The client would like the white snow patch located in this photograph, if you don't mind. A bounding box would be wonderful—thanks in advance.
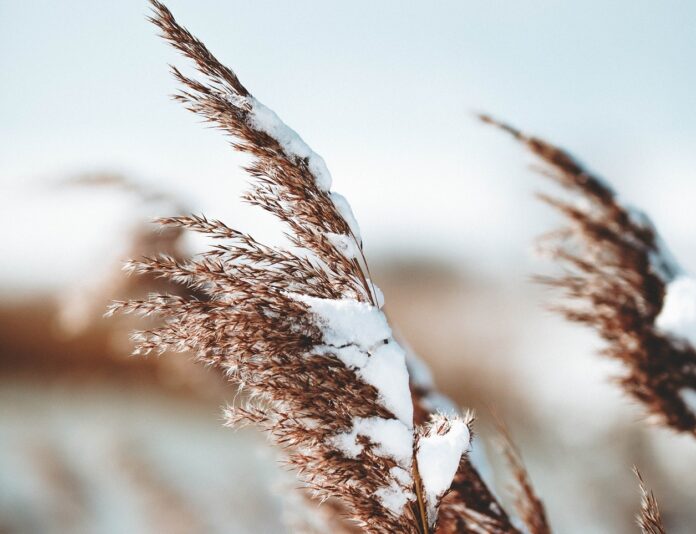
[325,232,360,260]
[373,284,385,308]
[334,420,415,516]
[404,349,435,390]
[292,295,413,424]
[375,479,414,516]
[403,348,458,415]
[361,341,413,425]
[416,418,470,524]
[679,388,696,416]
[290,293,413,428]
[626,206,680,281]
[656,276,696,347]
[333,417,413,466]
[390,466,412,486]
[626,205,653,231]
[330,192,361,241]
[247,97,332,191]
[292,295,391,350]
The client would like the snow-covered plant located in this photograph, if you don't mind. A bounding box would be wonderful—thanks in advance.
[481,115,696,437]
[110,2,538,532]
[408,354,530,534]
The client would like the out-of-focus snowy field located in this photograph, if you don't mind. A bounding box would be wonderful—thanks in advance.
[2,261,696,533]
[0,383,285,534]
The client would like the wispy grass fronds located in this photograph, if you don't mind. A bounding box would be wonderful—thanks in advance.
[481,114,696,437]
[634,468,666,534]
[110,2,480,532]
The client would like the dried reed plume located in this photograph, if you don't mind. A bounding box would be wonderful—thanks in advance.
[634,468,666,534]
[481,115,696,437]
[109,2,509,532]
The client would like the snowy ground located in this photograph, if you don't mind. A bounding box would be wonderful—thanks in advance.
[2,262,696,533]
[0,382,286,534]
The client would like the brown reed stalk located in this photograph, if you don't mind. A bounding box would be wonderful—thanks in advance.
[481,114,696,437]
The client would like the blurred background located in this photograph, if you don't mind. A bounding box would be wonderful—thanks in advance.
[2,1,696,532]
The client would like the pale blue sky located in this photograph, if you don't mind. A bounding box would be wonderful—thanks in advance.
[2,0,696,290]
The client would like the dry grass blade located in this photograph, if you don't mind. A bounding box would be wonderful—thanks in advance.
[634,468,666,534]
[481,114,696,437]
[492,415,550,534]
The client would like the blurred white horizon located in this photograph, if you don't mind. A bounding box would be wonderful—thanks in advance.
[2,0,696,293]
